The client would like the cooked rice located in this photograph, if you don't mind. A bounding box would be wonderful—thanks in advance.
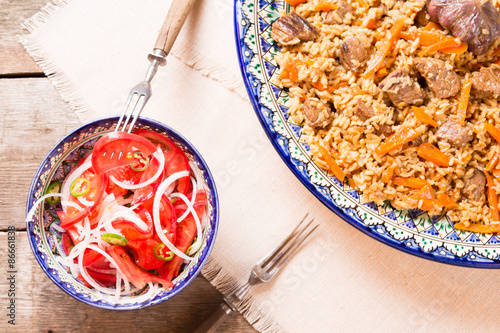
[273,0,500,224]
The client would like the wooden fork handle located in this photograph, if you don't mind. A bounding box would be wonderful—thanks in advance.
[153,0,197,56]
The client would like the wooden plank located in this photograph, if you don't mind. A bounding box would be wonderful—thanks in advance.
[0,77,81,230]
[0,0,48,75]
[0,232,255,332]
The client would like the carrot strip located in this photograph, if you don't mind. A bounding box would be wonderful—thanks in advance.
[420,38,462,56]
[437,192,459,209]
[392,176,429,189]
[486,152,500,172]
[285,0,307,6]
[485,123,500,144]
[358,0,368,8]
[421,22,444,31]
[412,106,437,127]
[486,172,500,222]
[310,80,329,92]
[315,0,338,11]
[364,18,405,79]
[457,80,472,125]
[417,143,451,167]
[454,222,500,234]
[440,42,468,54]
[381,160,397,183]
[318,145,346,182]
[366,19,378,29]
[375,127,419,155]
[280,59,303,82]
[403,185,443,211]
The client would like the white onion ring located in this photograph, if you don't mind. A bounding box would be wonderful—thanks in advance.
[153,171,192,261]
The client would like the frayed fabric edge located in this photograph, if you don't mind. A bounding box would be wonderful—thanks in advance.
[201,256,285,333]
[19,0,102,123]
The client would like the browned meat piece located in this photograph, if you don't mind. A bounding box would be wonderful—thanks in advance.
[271,12,319,45]
[378,70,425,106]
[303,98,332,128]
[415,8,430,27]
[354,101,392,137]
[321,2,354,25]
[354,100,375,121]
[462,168,486,201]
[339,36,369,74]
[435,119,473,148]
[471,67,500,98]
[413,58,461,99]
[427,0,500,55]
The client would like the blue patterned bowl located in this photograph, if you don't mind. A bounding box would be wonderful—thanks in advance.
[26,116,219,309]
[234,0,500,267]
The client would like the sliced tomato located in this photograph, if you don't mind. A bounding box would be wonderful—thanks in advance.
[174,190,207,218]
[134,130,190,195]
[59,171,108,228]
[106,164,143,197]
[157,201,206,281]
[131,155,164,205]
[143,195,176,245]
[81,249,104,267]
[127,239,166,270]
[91,132,157,175]
[65,225,81,245]
[61,232,74,256]
[112,206,154,240]
[107,245,173,289]
[78,269,116,287]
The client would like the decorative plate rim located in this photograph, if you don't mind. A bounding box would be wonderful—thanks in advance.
[234,0,500,268]
[26,116,220,309]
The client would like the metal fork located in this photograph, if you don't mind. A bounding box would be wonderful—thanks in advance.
[193,215,319,333]
[113,0,197,135]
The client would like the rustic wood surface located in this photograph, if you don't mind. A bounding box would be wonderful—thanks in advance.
[0,1,255,332]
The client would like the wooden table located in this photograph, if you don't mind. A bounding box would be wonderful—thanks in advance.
[0,2,255,332]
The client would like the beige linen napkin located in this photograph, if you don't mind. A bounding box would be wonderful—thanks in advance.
[21,1,500,332]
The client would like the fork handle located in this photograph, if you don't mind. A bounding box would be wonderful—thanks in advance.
[192,302,233,333]
[153,0,197,56]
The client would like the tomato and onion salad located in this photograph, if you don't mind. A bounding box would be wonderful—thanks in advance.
[26,130,207,299]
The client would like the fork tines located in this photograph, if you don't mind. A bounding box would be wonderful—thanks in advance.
[259,214,319,277]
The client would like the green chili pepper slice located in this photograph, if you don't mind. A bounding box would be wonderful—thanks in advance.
[101,233,128,246]
[70,178,91,197]
[129,151,150,171]
[45,181,62,204]
[154,243,174,261]
[186,237,197,254]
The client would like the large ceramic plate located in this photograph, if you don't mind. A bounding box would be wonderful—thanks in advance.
[234,0,500,267]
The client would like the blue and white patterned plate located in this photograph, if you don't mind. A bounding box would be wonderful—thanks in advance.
[26,117,219,309]
[234,0,500,267]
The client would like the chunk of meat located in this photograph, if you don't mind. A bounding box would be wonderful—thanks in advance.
[471,67,500,99]
[413,58,461,99]
[303,98,332,128]
[339,36,369,74]
[271,12,319,45]
[354,101,392,137]
[435,119,473,148]
[462,168,486,201]
[415,8,430,27]
[321,1,354,25]
[354,100,375,121]
[378,70,425,106]
[427,0,500,55]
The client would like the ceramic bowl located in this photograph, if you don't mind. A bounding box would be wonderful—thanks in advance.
[235,0,500,267]
[26,116,219,309]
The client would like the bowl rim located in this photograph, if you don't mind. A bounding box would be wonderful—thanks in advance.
[26,115,220,309]
[233,0,500,269]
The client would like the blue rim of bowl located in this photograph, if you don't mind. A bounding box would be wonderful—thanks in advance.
[26,116,220,309]
[233,0,500,268]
